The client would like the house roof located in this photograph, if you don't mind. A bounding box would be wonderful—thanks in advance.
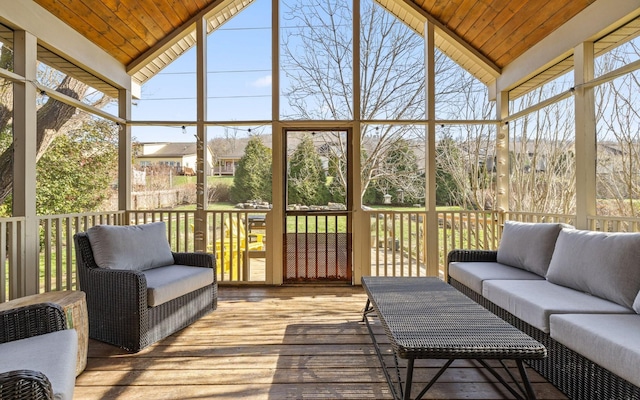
[137,142,198,158]
[26,0,640,100]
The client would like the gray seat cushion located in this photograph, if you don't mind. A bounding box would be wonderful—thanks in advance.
[550,313,640,387]
[482,280,633,333]
[143,265,214,307]
[449,261,544,294]
[0,329,77,400]
[546,228,640,309]
[86,222,175,271]
[496,221,568,276]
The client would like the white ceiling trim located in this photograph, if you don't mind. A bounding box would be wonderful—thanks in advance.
[0,0,130,90]
[497,0,640,94]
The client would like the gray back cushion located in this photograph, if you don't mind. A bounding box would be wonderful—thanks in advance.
[496,221,566,277]
[547,228,640,309]
[86,222,175,271]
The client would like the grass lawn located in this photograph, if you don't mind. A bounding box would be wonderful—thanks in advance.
[173,202,238,211]
[171,176,235,186]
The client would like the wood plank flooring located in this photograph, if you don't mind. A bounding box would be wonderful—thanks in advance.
[74,285,567,399]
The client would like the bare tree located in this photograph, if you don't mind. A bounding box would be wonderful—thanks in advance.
[281,0,470,201]
[508,80,577,215]
[595,42,640,217]
[434,68,495,210]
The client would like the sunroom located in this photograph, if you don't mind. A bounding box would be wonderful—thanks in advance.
[1,0,640,399]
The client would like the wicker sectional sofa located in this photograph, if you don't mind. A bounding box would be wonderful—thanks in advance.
[447,221,640,400]
[74,221,217,352]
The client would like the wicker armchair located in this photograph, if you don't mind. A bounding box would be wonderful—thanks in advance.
[0,303,68,400]
[74,230,217,352]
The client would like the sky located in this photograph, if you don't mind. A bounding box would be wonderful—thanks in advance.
[108,0,273,143]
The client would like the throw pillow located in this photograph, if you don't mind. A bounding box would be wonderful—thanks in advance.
[496,221,567,277]
[86,221,175,271]
[546,228,640,309]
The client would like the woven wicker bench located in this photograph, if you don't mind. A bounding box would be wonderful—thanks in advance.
[447,221,640,400]
[361,276,547,400]
[448,248,640,400]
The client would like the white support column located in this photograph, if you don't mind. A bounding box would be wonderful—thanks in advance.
[351,122,366,284]
[118,89,132,217]
[424,22,438,277]
[12,30,38,296]
[351,0,367,285]
[269,122,283,285]
[496,91,509,213]
[574,42,596,229]
[269,0,283,284]
[195,17,208,252]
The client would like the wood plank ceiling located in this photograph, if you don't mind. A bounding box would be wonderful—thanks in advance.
[31,0,598,94]
[33,0,218,67]
[418,0,596,69]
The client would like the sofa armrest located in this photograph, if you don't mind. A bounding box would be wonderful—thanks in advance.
[81,266,148,311]
[447,249,498,264]
[0,369,54,400]
[0,303,67,344]
[172,252,216,270]
[80,267,149,348]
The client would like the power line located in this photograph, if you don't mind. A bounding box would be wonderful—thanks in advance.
[136,94,272,101]
[158,69,271,75]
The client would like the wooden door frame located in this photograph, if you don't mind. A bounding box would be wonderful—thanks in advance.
[282,128,354,283]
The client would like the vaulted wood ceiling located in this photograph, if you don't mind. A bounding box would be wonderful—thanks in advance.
[33,0,219,66]
[29,0,605,93]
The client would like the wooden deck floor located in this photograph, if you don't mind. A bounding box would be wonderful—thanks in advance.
[74,285,567,399]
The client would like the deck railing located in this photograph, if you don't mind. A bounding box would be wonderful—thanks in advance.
[127,210,268,283]
[37,211,125,294]
[1,217,25,302]
[2,209,640,301]
[587,215,640,232]
[366,210,502,278]
[505,212,575,225]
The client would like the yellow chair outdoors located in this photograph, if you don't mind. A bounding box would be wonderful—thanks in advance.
[215,215,265,277]
[226,215,264,252]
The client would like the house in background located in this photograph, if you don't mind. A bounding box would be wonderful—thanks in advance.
[210,136,271,176]
[134,142,214,176]
[212,152,242,176]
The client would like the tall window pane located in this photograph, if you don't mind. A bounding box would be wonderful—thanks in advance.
[361,124,425,207]
[280,0,353,120]
[207,0,272,121]
[131,44,196,122]
[595,71,640,217]
[360,0,425,121]
[0,24,13,216]
[435,50,493,121]
[509,97,576,214]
